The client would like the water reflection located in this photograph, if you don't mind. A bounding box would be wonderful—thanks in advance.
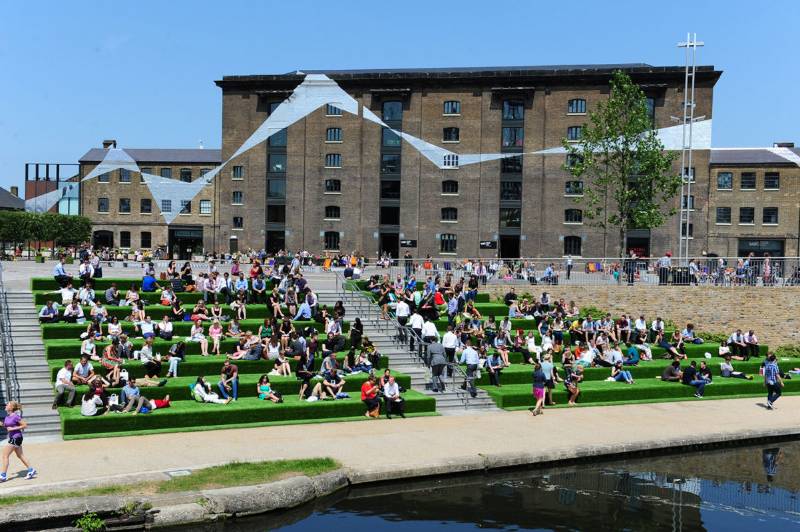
[168,441,800,531]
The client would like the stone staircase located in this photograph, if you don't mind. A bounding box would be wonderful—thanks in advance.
[309,272,498,415]
[1,290,62,440]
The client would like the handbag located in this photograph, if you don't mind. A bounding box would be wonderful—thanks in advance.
[108,394,119,406]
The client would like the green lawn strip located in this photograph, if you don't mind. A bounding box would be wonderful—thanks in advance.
[59,391,437,438]
[31,277,281,292]
[479,377,800,409]
[0,457,339,508]
[43,303,297,322]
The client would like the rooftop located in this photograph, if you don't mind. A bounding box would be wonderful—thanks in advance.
[79,148,222,164]
[710,147,800,166]
[0,186,24,210]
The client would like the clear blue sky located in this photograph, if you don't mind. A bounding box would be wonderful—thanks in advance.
[2,0,798,192]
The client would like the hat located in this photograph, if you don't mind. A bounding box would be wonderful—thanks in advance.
[665,251,672,257]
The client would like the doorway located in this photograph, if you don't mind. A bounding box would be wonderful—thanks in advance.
[168,227,203,260]
[265,231,285,254]
[92,230,113,249]
[499,235,520,258]
[737,239,784,258]
[379,232,399,260]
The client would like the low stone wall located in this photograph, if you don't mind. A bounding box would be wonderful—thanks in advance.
[485,285,800,347]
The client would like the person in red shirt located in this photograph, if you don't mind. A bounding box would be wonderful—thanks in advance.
[361,375,381,418]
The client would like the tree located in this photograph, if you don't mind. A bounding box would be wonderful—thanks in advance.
[57,215,92,249]
[563,70,681,258]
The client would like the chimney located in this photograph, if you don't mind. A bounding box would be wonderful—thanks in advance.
[773,142,795,148]
[10,186,18,197]
[102,139,117,149]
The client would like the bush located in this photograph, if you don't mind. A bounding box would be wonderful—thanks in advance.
[775,345,800,358]
[75,512,105,532]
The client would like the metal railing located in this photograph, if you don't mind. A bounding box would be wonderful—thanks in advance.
[0,263,19,404]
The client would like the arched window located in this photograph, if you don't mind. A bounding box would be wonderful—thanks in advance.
[443,101,461,115]
[567,126,583,141]
[324,206,341,220]
[564,236,582,256]
[326,127,342,142]
[564,209,583,224]
[441,207,458,222]
[324,231,340,250]
[324,154,341,168]
[568,99,586,114]
[442,180,459,195]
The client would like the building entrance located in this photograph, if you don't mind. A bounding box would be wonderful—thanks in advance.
[168,227,203,260]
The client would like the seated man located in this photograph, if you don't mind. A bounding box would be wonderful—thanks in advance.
[52,360,76,409]
[317,370,345,399]
[53,282,77,306]
[53,257,72,288]
[744,330,760,359]
[660,360,682,382]
[623,343,640,366]
[72,355,104,387]
[486,351,503,387]
[681,360,706,398]
[104,283,120,306]
[217,360,239,401]
[38,301,59,323]
[62,300,85,323]
[142,272,161,293]
[727,329,748,360]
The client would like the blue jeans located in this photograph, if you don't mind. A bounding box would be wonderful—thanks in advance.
[218,379,238,400]
[767,382,782,404]
[688,379,705,396]
[614,371,632,382]
[168,357,180,376]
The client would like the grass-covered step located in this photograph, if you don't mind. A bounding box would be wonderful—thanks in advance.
[66,371,413,401]
[35,290,207,305]
[58,391,437,439]
[49,304,302,322]
[480,377,800,409]
[31,277,280,292]
[47,353,390,380]
[39,319,348,340]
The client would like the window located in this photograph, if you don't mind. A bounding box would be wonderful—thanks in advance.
[160,168,172,179]
[443,127,460,142]
[200,168,210,177]
[500,181,522,201]
[740,172,756,190]
[180,200,191,214]
[268,129,287,147]
[233,216,243,229]
[97,197,109,213]
[380,206,400,225]
[140,198,152,214]
[382,128,401,147]
[564,209,583,224]
[565,181,584,196]
[441,207,458,222]
[502,100,524,120]
[141,232,151,248]
[380,180,401,199]
[269,154,287,173]
[645,97,656,126]
[567,126,583,141]
[382,101,403,121]
[763,207,779,224]
[440,233,457,253]
[442,180,459,195]
[98,172,110,183]
[326,104,342,116]
[324,206,341,220]
[200,200,212,215]
[232,166,244,179]
[161,199,172,213]
[443,154,459,168]
[681,195,695,209]
[739,207,755,224]
[564,236,582,256]
[682,167,696,182]
[267,205,286,224]
[324,179,341,193]
[381,154,401,174]
[443,100,461,115]
[681,223,694,237]
[180,168,192,182]
[716,207,731,224]
[502,127,524,148]
[324,231,340,250]
[120,231,131,248]
[501,156,523,173]
[499,207,521,228]
[118,198,131,213]
[325,154,342,168]
[765,172,780,190]
[232,191,243,204]
[326,127,342,142]
[716,172,733,190]
[566,154,583,168]
[140,167,152,176]
[119,169,131,183]
[568,99,586,114]
[267,179,286,199]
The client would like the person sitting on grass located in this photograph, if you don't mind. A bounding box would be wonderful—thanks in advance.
[218,360,239,401]
[720,355,753,380]
[296,351,316,399]
[189,319,210,356]
[142,271,161,293]
[727,329,749,360]
[611,361,634,384]
[38,300,59,323]
[383,375,405,419]
[681,360,706,398]
[564,365,583,406]
[171,299,187,322]
[193,376,232,405]
[361,375,381,418]
[314,369,345,400]
[257,375,282,403]
[623,343,640,366]
[230,293,247,321]
[191,301,210,322]
[156,315,173,341]
[80,390,107,417]
[661,360,683,382]
[127,301,145,324]
[72,355,107,388]
[273,349,292,376]
[122,283,141,307]
[160,285,175,306]
[226,317,242,338]
[136,315,156,340]
[744,330,760,360]
[486,350,503,387]
[209,319,224,355]
[62,299,84,324]
[165,341,185,378]
[658,334,685,360]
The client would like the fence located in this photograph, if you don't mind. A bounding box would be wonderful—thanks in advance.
[0,263,18,404]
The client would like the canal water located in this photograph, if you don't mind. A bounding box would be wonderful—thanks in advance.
[183,441,800,531]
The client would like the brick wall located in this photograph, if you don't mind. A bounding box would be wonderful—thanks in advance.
[485,285,800,347]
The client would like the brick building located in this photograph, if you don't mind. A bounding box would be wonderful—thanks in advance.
[214,64,721,258]
[79,142,221,259]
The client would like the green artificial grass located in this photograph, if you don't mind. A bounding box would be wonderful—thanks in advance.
[58,391,437,438]
[31,277,280,292]
[42,303,296,322]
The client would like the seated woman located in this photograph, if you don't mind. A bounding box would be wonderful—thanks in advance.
[611,361,634,384]
[128,301,146,324]
[565,301,580,319]
[257,318,274,341]
[165,341,185,378]
[658,331,686,360]
[160,286,175,306]
[209,319,224,355]
[191,301,210,322]
[296,352,316,399]
[122,284,141,307]
[273,350,292,376]
[210,302,223,320]
[101,342,123,387]
[80,336,98,361]
[285,287,298,318]
[107,316,123,342]
[361,375,381,418]
[90,301,108,324]
[279,318,294,350]
[189,320,210,356]
[350,351,373,374]
[464,301,482,320]
[257,375,283,403]
[269,288,284,318]
[265,335,281,361]
[493,336,511,367]
[226,317,242,338]
[171,299,187,322]
[157,315,173,341]
[80,390,107,417]
[720,355,753,380]
[84,321,104,344]
[193,376,232,404]
[230,294,247,321]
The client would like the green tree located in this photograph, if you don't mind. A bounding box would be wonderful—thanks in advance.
[563,70,681,257]
[57,215,92,248]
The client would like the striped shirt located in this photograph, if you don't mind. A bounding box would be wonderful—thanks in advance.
[764,361,780,385]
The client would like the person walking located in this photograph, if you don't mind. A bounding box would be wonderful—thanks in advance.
[1,401,37,482]
[428,339,447,393]
[764,354,784,410]
[530,362,546,416]
[458,340,479,398]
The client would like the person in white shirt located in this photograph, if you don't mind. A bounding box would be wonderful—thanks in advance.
[744,330,759,360]
[53,283,77,306]
[395,299,410,342]
[78,284,95,306]
[421,319,439,343]
[52,361,75,408]
[157,316,174,341]
[63,301,84,323]
[137,316,156,339]
[408,311,424,351]
[441,325,460,376]
[382,375,405,418]
[634,315,648,335]
[80,392,106,417]
[650,317,665,343]
[525,331,541,362]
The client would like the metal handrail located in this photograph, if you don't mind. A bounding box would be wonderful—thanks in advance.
[0,263,19,404]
